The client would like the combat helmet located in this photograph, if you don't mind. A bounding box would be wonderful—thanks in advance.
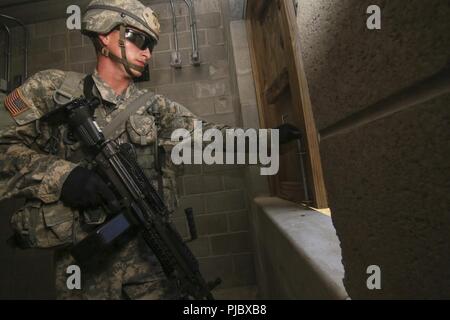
[81,0,160,76]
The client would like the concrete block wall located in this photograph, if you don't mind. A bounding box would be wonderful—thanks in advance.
[229,19,274,298]
[297,0,450,298]
[0,0,257,290]
[230,19,260,130]
[145,0,256,290]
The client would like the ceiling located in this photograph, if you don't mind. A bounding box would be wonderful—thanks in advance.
[0,0,174,26]
[0,0,245,26]
[0,0,91,25]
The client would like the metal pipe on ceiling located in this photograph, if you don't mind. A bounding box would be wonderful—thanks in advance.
[169,0,182,68]
[169,0,201,67]
[182,0,200,66]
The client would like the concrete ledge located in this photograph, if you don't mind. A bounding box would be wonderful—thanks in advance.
[252,197,348,299]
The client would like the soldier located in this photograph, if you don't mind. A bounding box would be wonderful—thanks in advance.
[0,0,299,300]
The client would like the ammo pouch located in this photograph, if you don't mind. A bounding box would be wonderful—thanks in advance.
[126,114,157,146]
[10,201,77,248]
[125,115,180,214]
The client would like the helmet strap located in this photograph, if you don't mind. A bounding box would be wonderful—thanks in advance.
[118,24,135,77]
[97,25,146,78]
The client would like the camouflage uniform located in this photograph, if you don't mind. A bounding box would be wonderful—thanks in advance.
[0,63,230,300]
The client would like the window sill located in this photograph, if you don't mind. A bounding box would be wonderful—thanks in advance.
[252,197,348,299]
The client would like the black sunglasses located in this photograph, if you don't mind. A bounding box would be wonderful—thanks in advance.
[124,28,157,52]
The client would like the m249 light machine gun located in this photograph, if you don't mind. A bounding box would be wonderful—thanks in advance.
[42,97,221,300]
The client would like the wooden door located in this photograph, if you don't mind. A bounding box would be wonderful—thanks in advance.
[246,0,328,209]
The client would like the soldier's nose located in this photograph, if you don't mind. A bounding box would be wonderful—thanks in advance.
[142,48,151,60]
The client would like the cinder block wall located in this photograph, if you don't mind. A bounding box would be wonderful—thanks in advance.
[1,0,256,290]
[297,0,450,298]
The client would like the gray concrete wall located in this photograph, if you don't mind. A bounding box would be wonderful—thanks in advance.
[297,0,450,298]
[0,0,257,291]
[229,19,273,299]
[228,0,246,21]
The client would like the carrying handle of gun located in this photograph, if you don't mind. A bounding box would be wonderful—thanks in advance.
[184,207,198,242]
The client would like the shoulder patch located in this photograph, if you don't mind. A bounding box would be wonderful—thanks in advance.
[4,89,30,117]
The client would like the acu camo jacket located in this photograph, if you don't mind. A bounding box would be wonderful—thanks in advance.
[0,69,231,248]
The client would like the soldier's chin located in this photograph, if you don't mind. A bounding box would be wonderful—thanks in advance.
[133,70,143,78]
[129,67,143,78]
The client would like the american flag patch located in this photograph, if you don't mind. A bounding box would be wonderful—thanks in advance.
[4,89,30,117]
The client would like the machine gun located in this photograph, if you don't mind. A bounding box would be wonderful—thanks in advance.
[42,97,220,300]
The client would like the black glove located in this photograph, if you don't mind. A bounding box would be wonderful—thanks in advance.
[60,166,120,213]
[276,123,301,144]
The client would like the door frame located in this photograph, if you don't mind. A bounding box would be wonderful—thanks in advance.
[245,0,328,209]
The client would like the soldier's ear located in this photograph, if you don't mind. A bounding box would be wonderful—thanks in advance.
[98,33,111,47]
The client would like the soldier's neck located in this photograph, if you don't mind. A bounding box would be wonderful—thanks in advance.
[96,61,131,96]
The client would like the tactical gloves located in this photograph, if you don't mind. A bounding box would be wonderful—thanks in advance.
[60,166,120,213]
[276,123,302,144]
